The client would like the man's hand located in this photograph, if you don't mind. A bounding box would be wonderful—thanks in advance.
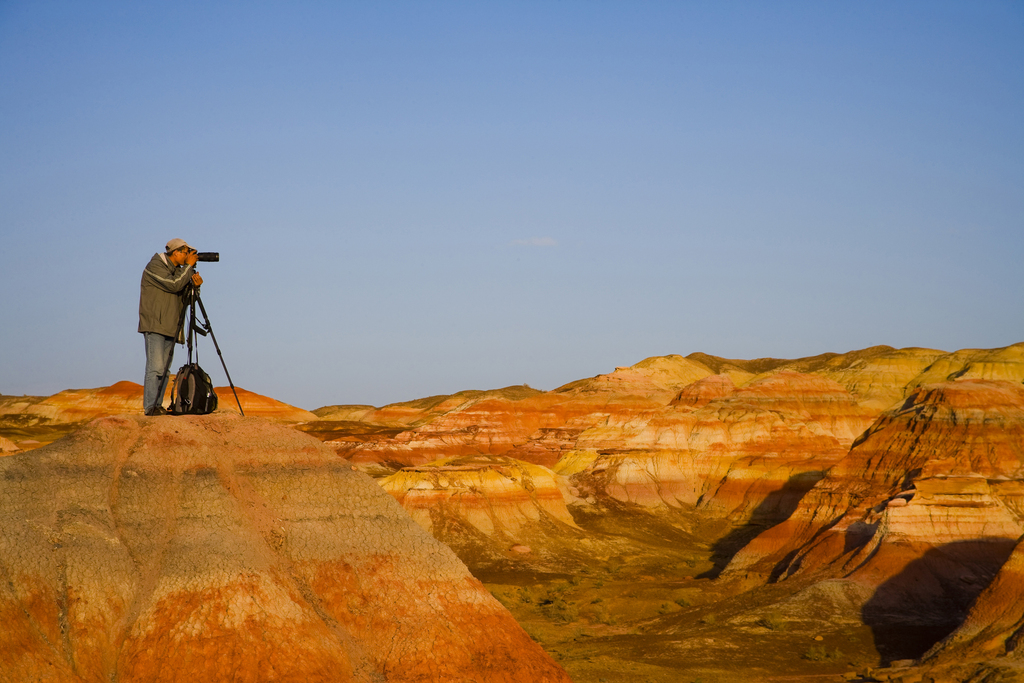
[191,273,203,287]
[185,249,199,266]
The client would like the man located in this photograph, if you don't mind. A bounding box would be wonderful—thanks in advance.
[138,238,203,416]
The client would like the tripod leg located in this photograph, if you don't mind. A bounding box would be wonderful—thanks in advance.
[193,293,245,416]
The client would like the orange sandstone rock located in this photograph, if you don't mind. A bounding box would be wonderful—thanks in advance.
[725,380,1024,659]
[18,380,147,422]
[907,343,1024,390]
[0,415,570,683]
[339,392,662,469]
[380,455,579,538]
[806,346,947,412]
[554,354,717,403]
[212,385,318,422]
[566,372,877,521]
[918,534,1024,668]
[691,344,1024,413]
[670,373,736,408]
[315,385,544,428]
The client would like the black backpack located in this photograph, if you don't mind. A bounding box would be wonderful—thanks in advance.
[171,363,218,415]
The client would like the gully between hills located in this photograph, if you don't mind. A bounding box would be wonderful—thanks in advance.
[1,342,1024,683]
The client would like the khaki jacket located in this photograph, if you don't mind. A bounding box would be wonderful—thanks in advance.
[138,253,194,340]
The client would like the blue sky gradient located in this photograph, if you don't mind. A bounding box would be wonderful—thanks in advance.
[1,1,1022,409]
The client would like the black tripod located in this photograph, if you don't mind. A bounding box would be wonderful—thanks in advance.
[162,283,245,416]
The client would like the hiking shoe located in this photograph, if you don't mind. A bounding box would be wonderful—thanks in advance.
[145,406,168,416]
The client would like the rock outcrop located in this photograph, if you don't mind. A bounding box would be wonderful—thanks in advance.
[338,392,662,470]
[379,455,586,569]
[314,385,544,427]
[729,379,1024,577]
[692,343,1024,412]
[215,386,318,422]
[381,455,579,537]
[554,354,722,403]
[723,379,1024,665]
[559,372,878,524]
[916,534,1024,679]
[0,415,570,683]
[0,381,147,424]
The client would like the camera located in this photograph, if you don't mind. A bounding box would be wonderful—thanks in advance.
[196,252,219,262]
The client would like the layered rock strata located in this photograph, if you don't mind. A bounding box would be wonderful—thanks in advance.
[723,379,1024,662]
[214,385,318,422]
[562,372,878,522]
[314,385,544,427]
[0,381,147,424]
[381,455,579,537]
[378,455,587,568]
[0,415,570,683]
[916,534,1024,678]
[553,354,722,404]
[729,379,1024,577]
[333,345,1024,546]
[338,393,662,469]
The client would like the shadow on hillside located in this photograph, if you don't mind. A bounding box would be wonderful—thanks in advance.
[861,539,1016,665]
[697,472,824,579]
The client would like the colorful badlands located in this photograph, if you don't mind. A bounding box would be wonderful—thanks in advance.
[0,415,569,682]
[2,342,1024,682]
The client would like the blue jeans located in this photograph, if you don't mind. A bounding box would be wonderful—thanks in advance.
[143,332,176,413]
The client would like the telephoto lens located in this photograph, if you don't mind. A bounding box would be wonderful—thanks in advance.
[196,252,220,262]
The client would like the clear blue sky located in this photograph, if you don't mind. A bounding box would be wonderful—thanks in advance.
[1,1,1022,410]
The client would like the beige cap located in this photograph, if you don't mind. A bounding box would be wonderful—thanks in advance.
[166,238,192,252]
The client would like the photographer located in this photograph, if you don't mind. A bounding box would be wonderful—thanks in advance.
[138,238,203,416]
